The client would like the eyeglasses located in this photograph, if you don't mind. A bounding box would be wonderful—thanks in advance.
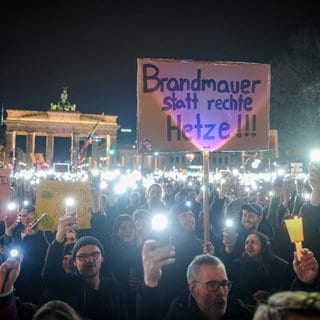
[75,251,101,262]
[195,280,232,292]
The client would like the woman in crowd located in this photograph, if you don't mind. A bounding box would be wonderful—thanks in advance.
[227,231,294,306]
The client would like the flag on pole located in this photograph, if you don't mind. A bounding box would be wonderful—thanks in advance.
[78,114,103,164]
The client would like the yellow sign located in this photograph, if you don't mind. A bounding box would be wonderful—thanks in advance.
[35,180,93,231]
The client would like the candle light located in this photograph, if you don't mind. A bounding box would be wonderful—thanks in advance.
[284,216,304,260]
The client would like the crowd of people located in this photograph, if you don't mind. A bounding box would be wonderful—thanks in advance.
[1,164,320,319]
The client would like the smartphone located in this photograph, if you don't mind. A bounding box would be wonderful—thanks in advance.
[224,219,238,243]
[151,229,172,246]
[30,212,47,229]
[151,213,172,245]
[10,248,20,258]
[65,197,79,217]
[6,202,19,226]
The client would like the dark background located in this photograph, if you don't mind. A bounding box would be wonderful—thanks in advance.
[0,1,319,161]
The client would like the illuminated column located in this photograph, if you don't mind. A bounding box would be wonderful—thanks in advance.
[26,132,36,168]
[5,131,16,164]
[106,134,110,169]
[26,132,35,154]
[70,133,74,164]
[46,134,54,164]
[71,134,80,168]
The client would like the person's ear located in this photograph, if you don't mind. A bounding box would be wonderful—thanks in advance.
[189,282,196,298]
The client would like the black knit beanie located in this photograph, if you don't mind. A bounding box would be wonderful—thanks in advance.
[169,202,194,232]
[71,236,105,260]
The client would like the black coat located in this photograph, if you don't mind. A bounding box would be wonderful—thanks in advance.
[42,240,127,320]
[227,254,294,305]
[137,284,254,320]
[299,202,320,263]
[2,226,49,305]
[161,230,204,316]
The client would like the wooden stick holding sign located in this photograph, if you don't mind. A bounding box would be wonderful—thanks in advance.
[202,151,210,244]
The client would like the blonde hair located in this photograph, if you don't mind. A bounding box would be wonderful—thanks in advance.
[253,291,320,320]
[32,300,82,320]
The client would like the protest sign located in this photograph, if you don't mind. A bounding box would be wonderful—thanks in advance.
[137,58,270,153]
[0,168,11,220]
[35,180,92,230]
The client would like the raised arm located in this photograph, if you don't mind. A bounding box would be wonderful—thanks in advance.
[137,240,175,320]
[41,214,78,291]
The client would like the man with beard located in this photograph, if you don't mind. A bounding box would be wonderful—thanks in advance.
[137,242,254,320]
[41,213,127,320]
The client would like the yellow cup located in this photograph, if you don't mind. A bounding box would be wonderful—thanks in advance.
[284,217,304,243]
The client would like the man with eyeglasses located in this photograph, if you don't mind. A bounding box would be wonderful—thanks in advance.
[41,213,127,320]
[137,240,254,320]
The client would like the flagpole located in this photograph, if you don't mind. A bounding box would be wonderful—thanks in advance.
[78,113,104,165]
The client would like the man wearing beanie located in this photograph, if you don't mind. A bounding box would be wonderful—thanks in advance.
[41,214,127,320]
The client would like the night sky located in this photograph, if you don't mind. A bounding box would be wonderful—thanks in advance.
[0,1,318,132]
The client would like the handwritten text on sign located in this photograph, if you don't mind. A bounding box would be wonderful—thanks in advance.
[137,58,270,152]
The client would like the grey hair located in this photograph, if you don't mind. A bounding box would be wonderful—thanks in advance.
[253,291,320,320]
[186,254,226,284]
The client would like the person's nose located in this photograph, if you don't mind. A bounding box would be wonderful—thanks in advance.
[86,255,95,261]
[215,285,226,296]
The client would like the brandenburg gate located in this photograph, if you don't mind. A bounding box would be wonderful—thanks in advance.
[3,89,119,168]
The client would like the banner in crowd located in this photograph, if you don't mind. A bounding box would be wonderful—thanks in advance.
[262,129,279,159]
[35,180,93,230]
[137,58,270,153]
[0,168,11,219]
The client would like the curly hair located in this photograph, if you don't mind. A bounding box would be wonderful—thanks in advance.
[253,291,320,320]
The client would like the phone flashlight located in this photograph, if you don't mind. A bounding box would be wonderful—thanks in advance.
[224,219,238,243]
[6,202,19,226]
[65,197,78,216]
[225,219,234,228]
[10,248,19,258]
[151,213,171,246]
